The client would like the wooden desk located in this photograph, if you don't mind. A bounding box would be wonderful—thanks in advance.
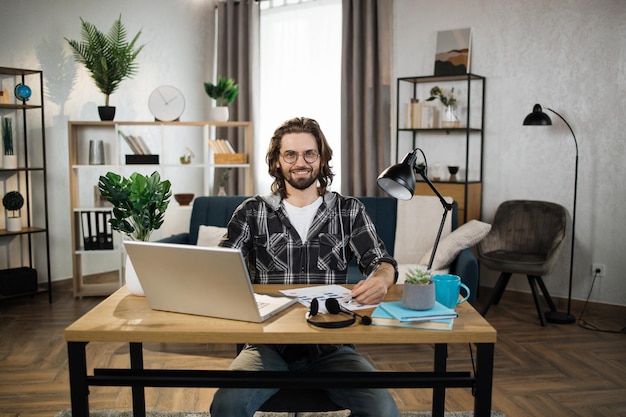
[65,285,497,417]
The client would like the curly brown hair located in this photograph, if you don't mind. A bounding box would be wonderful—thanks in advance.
[266,117,334,199]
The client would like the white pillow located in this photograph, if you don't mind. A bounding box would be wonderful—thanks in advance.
[419,220,491,270]
[196,225,227,247]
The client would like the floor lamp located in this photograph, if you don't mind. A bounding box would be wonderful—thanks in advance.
[377,148,453,270]
[523,104,578,324]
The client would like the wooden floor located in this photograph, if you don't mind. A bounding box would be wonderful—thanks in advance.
[1,279,625,417]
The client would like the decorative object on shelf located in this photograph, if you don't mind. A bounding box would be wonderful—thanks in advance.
[378,148,454,270]
[0,88,9,104]
[447,165,459,182]
[148,85,185,122]
[434,28,472,76]
[65,15,145,121]
[204,76,238,122]
[1,117,17,169]
[88,140,105,165]
[3,190,24,232]
[179,147,195,164]
[98,171,171,295]
[402,266,435,310]
[427,86,460,128]
[523,103,579,325]
[14,83,32,103]
[174,193,194,206]
[218,168,232,196]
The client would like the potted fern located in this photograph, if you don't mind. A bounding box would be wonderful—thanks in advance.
[98,171,171,295]
[2,117,16,169]
[65,15,144,121]
[204,76,238,121]
[3,191,24,232]
[402,266,435,310]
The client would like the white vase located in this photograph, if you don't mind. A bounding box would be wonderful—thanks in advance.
[124,254,145,296]
[441,105,460,128]
[211,106,229,122]
[6,217,21,232]
[3,154,17,169]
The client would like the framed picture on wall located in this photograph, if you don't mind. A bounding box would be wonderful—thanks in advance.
[433,28,472,76]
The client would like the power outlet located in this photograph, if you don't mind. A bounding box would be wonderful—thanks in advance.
[592,263,605,277]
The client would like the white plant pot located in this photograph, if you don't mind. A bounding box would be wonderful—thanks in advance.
[3,155,17,169]
[124,254,145,296]
[211,106,229,122]
[6,217,22,232]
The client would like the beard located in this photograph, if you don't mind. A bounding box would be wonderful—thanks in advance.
[284,166,319,191]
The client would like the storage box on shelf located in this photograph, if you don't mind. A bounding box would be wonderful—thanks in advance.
[0,66,51,302]
[396,73,485,224]
[68,120,253,297]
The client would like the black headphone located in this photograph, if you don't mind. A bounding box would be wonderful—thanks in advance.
[306,297,372,328]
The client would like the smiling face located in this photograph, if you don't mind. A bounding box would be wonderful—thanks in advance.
[278,132,320,193]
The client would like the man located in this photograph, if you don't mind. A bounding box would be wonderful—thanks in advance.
[210,117,401,417]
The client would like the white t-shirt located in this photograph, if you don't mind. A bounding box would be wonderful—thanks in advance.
[283,197,323,243]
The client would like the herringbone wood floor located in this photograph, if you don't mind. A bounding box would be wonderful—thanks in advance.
[1,280,625,417]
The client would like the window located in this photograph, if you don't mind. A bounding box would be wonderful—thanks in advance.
[258,0,342,193]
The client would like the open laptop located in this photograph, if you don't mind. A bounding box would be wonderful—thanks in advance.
[123,241,296,322]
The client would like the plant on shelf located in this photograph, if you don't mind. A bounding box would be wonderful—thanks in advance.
[204,76,238,122]
[98,171,171,242]
[3,190,24,232]
[426,86,457,108]
[2,117,13,156]
[65,15,144,120]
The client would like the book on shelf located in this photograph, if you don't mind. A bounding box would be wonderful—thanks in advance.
[371,306,454,330]
[80,211,114,250]
[208,139,236,154]
[378,300,458,322]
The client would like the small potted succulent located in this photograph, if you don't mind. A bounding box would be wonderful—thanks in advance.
[65,15,144,121]
[402,266,435,310]
[3,190,24,232]
[204,76,238,121]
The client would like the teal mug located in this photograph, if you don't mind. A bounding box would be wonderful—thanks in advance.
[432,274,470,309]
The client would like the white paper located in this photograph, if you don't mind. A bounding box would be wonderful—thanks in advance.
[279,284,378,313]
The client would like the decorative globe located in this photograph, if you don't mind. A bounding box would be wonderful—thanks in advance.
[14,84,32,102]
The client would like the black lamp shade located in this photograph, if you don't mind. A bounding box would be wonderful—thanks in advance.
[523,103,553,126]
[377,152,417,200]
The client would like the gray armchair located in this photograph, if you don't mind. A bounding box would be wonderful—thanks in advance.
[478,200,567,326]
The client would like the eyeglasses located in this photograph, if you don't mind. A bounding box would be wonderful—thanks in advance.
[280,149,319,164]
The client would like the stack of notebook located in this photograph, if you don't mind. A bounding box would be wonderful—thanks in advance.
[371,301,458,330]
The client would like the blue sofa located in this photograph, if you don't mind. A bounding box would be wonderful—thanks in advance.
[160,196,478,305]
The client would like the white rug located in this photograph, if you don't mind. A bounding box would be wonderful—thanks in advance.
[55,410,506,417]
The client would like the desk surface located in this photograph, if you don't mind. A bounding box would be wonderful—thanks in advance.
[65,285,496,345]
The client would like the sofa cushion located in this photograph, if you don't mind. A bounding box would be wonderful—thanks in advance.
[196,225,227,247]
[419,219,491,270]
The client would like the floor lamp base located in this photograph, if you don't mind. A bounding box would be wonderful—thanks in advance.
[545,311,576,324]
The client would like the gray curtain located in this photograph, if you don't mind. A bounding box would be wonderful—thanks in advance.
[215,0,259,196]
[341,0,392,196]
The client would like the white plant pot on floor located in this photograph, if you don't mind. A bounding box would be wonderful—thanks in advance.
[124,254,145,296]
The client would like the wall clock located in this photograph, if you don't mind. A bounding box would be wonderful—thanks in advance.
[148,86,185,122]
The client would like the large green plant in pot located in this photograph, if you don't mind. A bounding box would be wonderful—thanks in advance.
[98,171,171,242]
[65,15,144,120]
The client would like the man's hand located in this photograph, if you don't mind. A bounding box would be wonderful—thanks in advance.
[350,263,395,305]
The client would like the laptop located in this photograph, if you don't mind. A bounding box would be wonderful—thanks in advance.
[123,241,297,322]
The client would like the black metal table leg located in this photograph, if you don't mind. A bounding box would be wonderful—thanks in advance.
[432,343,447,417]
[130,342,146,417]
[68,342,89,417]
[474,343,495,417]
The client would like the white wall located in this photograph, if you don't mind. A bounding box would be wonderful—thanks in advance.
[0,0,217,284]
[1,0,624,307]
[393,0,626,306]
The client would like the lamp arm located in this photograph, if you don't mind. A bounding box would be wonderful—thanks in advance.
[544,106,578,317]
[415,169,453,270]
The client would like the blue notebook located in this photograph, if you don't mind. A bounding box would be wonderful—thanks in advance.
[378,301,458,322]
[371,306,454,330]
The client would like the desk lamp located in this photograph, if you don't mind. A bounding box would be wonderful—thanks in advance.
[523,103,578,325]
[377,148,453,270]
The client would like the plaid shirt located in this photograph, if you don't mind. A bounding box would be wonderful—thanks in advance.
[220,192,397,284]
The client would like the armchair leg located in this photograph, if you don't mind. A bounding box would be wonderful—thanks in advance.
[527,276,547,326]
[532,275,557,312]
[480,272,511,316]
